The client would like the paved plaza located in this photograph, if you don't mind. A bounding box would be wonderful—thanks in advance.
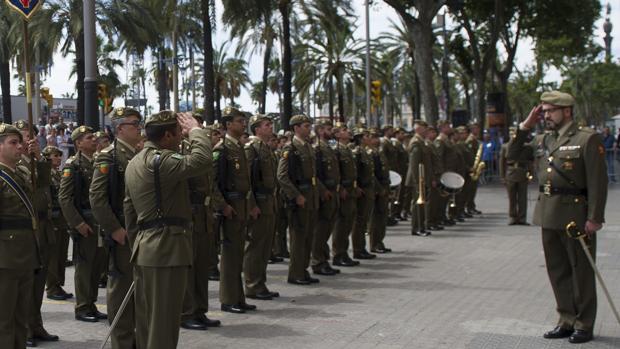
[40,184,620,349]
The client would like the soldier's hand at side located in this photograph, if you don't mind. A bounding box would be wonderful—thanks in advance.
[431,180,437,188]
[27,139,41,160]
[177,112,200,136]
[523,105,543,130]
[584,220,602,237]
[222,204,236,219]
[111,228,127,245]
[322,191,332,201]
[250,206,261,220]
[340,189,348,200]
[76,222,93,237]
[295,194,306,208]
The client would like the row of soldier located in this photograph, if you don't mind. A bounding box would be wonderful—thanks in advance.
[0,107,484,349]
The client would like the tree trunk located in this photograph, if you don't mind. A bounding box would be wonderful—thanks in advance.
[409,22,438,124]
[336,67,345,122]
[414,71,421,119]
[279,0,292,129]
[157,47,167,111]
[202,0,216,123]
[75,33,85,125]
[259,31,273,114]
[0,61,11,123]
[214,80,221,121]
[328,72,334,122]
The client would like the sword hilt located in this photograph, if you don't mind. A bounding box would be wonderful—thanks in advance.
[565,221,586,239]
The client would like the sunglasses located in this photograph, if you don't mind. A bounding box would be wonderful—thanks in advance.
[119,120,142,127]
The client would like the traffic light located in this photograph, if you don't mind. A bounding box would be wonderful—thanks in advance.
[46,94,53,108]
[97,84,107,106]
[40,87,50,100]
[371,80,382,106]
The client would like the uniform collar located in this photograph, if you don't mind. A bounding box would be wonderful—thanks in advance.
[293,135,307,145]
[558,121,575,139]
[225,133,241,146]
[80,151,93,162]
[116,137,136,154]
[0,161,16,173]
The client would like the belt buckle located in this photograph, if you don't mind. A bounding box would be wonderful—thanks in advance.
[312,177,317,186]
[543,183,551,196]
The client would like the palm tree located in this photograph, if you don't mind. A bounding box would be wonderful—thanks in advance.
[221,56,251,105]
[0,6,17,122]
[201,0,216,123]
[278,0,292,129]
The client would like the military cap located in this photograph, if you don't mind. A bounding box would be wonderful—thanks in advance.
[109,106,142,121]
[71,125,94,141]
[540,90,575,107]
[0,123,23,141]
[413,119,428,127]
[333,121,346,129]
[352,127,368,138]
[455,125,468,133]
[508,126,517,133]
[381,125,394,131]
[427,125,437,132]
[393,126,404,133]
[249,114,272,129]
[42,145,63,157]
[13,120,38,135]
[94,131,110,140]
[192,111,204,124]
[289,114,312,127]
[436,119,451,127]
[221,106,246,122]
[368,127,381,137]
[144,110,177,128]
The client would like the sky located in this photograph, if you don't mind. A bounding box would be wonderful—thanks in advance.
[8,0,620,115]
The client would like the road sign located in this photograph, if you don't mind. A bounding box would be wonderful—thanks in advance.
[4,0,43,19]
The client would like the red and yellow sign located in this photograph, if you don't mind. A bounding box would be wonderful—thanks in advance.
[4,0,43,20]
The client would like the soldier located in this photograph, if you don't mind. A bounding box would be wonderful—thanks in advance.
[331,123,360,267]
[434,121,458,226]
[311,119,341,275]
[243,114,281,300]
[499,127,533,225]
[351,127,376,260]
[379,126,398,225]
[94,131,111,153]
[425,126,444,231]
[453,126,473,221]
[368,128,392,253]
[406,120,431,236]
[212,107,257,313]
[465,123,482,215]
[205,126,222,281]
[59,125,108,323]
[124,111,209,349]
[509,91,607,344]
[44,146,73,302]
[392,127,409,221]
[179,113,220,330]
[89,107,143,347]
[277,115,320,285]
[0,124,42,349]
[273,134,291,260]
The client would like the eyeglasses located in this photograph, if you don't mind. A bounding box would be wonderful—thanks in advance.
[119,120,142,127]
[542,107,564,115]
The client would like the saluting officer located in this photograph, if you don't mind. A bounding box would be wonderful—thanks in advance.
[277,115,320,285]
[331,123,360,267]
[351,127,377,260]
[406,120,430,236]
[59,126,108,323]
[311,119,341,276]
[124,111,210,349]
[499,127,533,225]
[244,114,280,300]
[89,107,142,347]
[212,107,258,313]
[0,124,42,349]
[509,91,608,344]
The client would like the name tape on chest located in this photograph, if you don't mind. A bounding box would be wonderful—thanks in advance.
[558,145,581,151]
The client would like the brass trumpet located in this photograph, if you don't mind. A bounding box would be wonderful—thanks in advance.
[416,163,426,205]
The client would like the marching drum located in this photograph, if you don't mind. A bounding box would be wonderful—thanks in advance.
[438,172,465,196]
[389,170,402,189]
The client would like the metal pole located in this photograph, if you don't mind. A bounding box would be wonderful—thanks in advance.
[365,0,371,126]
[83,0,99,130]
[172,17,179,112]
[22,20,35,188]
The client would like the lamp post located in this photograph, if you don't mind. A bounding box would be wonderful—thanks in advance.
[83,0,99,129]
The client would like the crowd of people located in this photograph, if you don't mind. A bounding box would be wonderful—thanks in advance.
[0,90,609,348]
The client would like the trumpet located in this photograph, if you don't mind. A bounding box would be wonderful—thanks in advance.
[470,144,486,181]
[416,163,426,206]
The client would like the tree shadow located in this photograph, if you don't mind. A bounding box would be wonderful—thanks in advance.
[214,322,304,339]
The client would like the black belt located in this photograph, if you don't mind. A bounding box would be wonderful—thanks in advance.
[138,217,191,230]
[254,193,273,201]
[358,180,372,189]
[341,179,356,188]
[0,218,33,230]
[539,185,587,196]
[224,191,248,201]
[38,211,48,220]
[189,191,206,205]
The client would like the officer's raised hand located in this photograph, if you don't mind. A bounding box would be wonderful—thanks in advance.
[522,105,543,130]
[177,112,200,136]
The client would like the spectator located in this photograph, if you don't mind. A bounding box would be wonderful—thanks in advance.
[603,127,616,182]
[481,131,499,182]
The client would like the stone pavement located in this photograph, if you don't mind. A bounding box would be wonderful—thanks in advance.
[40,184,620,349]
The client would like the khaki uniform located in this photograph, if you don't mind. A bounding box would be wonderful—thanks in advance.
[46,168,71,296]
[352,145,375,254]
[426,140,443,226]
[465,134,480,212]
[277,136,319,281]
[312,140,340,269]
[331,142,357,260]
[406,134,430,232]
[213,134,253,305]
[499,142,533,224]
[273,149,289,258]
[59,151,107,316]
[124,127,211,349]
[434,134,459,222]
[508,121,607,332]
[393,139,409,218]
[0,160,41,349]
[454,141,473,217]
[369,147,390,250]
[90,139,137,349]
[244,138,277,295]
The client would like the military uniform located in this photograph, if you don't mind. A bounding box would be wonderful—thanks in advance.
[465,132,481,214]
[273,148,290,259]
[312,132,341,274]
[426,135,443,229]
[406,131,430,235]
[454,129,474,219]
[277,115,320,283]
[124,111,211,349]
[59,126,108,321]
[434,131,460,224]
[499,134,533,225]
[379,131,398,222]
[89,107,141,348]
[243,115,279,298]
[351,129,376,259]
[369,141,391,251]
[508,91,607,338]
[393,134,409,219]
[212,108,254,309]
[331,139,359,266]
[0,124,41,349]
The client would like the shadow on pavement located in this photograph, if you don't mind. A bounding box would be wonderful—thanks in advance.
[214,322,304,339]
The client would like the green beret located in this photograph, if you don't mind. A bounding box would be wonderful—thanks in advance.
[413,119,428,127]
[289,114,312,127]
[13,120,38,135]
[144,110,177,128]
[221,106,245,122]
[42,145,63,157]
[540,90,574,107]
[71,125,94,141]
[0,123,23,141]
[109,107,142,121]
[249,114,272,129]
